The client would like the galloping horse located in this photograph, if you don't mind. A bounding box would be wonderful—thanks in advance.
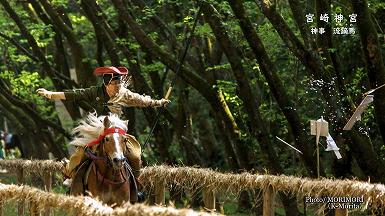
[70,113,137,205]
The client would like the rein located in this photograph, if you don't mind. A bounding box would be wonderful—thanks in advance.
[84,126,129,186]
[92,162,127,185]
[85,148,106,161]
[86,149,129,185]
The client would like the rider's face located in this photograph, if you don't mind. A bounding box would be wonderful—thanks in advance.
[106,79,122,97]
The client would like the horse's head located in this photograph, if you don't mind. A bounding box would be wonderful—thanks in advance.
[101,116,127,170]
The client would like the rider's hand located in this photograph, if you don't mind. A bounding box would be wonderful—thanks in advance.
[150,98,170,107]
[159,98,170,107]
[36,88,52,99]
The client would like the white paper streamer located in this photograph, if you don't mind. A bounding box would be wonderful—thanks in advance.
[343,95,374,130]
[325,133,342,159]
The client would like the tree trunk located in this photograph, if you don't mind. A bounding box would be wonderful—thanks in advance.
[38,0,95,86]
[80,0,121,65]
[175,80,204,166]
[0,94,44,158]
[28,0,82,119]
[207,2,301,214]
[111,0,282,175]
[227,0,316,176]
[351,0,385,150]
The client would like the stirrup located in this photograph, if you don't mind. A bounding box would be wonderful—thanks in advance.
[137,191,146,202]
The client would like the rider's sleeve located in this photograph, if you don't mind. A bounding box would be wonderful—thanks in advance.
[115,89,159,107]
[63,87,96,103]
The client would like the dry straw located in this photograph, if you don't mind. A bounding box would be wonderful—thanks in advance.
[1,160,385,211]
[0,183,215,216]
[0,159,61,176]
[139,165,385,211]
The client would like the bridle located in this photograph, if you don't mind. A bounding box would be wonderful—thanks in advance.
[86,127,126,147]
[85,127,126,162]
[85,127,129,185]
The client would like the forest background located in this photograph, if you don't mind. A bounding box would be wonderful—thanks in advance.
[0,0,384,215]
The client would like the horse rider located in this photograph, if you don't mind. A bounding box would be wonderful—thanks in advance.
[37,66,170,186]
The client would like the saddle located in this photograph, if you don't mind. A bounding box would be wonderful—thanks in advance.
[70,159,139,203]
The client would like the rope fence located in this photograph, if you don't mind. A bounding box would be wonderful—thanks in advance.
[0,159,61,176]
[0,183,213,216]
[139,166,385,215]
[1,160,385,215]
[139,165,385,210]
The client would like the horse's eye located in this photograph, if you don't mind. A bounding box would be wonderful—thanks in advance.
[104,137,110,142]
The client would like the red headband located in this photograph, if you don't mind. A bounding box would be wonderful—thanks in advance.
[86,127,126,147]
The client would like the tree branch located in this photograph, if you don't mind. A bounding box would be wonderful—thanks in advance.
[0,0,78,90]
[38,0,95,86]
[0,32,38,62]
[0,78,71,139]
[110,0,211,97]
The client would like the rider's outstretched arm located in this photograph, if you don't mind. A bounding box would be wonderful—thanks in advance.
[36,88,66,100]
[109,88,170,108]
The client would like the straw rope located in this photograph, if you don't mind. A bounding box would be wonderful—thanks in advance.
[0,183,215,216]
[0,159,61,176]
[1,160,385,211]
[139,165,385,211]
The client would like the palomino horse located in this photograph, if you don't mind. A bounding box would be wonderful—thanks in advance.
[70,113,137,205]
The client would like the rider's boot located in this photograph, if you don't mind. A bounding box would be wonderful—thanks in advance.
[63,178,73,187]
[60,148,86,187]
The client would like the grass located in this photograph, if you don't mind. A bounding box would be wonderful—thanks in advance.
[223,202,253,216]
[0,201,68,216]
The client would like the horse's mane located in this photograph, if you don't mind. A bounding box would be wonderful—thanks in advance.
[70,112,128,147]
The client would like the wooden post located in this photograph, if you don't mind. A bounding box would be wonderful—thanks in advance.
[310,118,328,178]
[29,201,39,216]
[155,180,165,205]
[17,168,24,216]
[317,140,320,178]
[202,188,215,211]
[44,172,52,216]
[16,167,24,184]
[0,201,3,216]
[316,121,321,178]
[263,186,275,216]
[335,208,348,216]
